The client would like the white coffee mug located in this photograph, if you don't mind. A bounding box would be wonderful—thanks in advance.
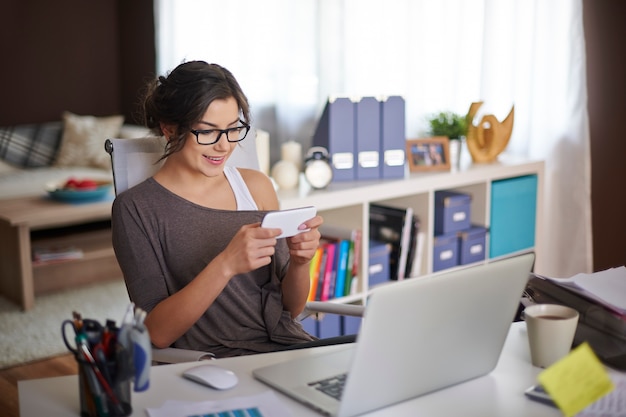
[523,304,579,368]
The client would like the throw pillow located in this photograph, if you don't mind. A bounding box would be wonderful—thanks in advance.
[0,122,64,168]
[55,112,124,169]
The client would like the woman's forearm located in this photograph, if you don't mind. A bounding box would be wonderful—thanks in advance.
[145,253,233,348]
[281,260,312,318]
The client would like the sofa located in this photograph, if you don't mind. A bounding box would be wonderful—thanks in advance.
[0,112,150,200]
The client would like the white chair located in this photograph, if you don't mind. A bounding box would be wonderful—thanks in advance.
[105,131,363,364]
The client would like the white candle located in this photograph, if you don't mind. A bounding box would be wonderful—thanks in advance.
[255,129,270,176]
[281,141,302,171]
[271,160,299,190]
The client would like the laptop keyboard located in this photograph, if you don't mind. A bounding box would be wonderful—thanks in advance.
[308,373,347,400]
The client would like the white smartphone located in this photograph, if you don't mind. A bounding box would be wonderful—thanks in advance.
[261,206,317,239]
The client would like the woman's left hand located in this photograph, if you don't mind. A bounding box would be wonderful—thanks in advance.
[286,215,323,265]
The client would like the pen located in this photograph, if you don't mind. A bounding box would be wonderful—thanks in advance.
[77,333,125,415]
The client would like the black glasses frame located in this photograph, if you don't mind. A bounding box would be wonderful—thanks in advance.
[190,122,250,145]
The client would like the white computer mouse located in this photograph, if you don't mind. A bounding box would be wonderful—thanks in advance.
[182,364,239,390]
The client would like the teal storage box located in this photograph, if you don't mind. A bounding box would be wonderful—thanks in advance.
[433,233,458,272]
[458,225,487,265]
[490,175,537,258]
[435,191,471,235]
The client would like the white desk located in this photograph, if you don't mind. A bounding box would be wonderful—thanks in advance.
[19,322,560,416]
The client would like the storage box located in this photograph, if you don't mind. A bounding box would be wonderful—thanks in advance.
[433,232,459,272]
[318,313,342,339]
[368,240,391,287]
[300,315,318,337]
[458,225,487,265]
[435,191,471,235]
[490,175,537,258]
[342,315,362,336]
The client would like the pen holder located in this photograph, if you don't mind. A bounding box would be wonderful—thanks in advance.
[76,351,132,417]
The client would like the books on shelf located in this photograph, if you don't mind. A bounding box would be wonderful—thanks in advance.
[308,225,362,301]
[32,246,84,265]
[369,203,416,280]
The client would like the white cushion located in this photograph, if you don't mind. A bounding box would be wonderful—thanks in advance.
[54,112,124,169]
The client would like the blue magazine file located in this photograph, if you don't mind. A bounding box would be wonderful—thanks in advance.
[355,96,381,180]
[380,95,406,179]
[312,97,356,181]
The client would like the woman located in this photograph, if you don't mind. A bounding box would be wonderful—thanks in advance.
[112,61,322,357]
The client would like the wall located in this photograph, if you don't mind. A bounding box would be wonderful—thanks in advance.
[0,0,155,125]
[583,0,626,271]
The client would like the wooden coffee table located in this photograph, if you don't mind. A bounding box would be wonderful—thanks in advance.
[0,194,122,311]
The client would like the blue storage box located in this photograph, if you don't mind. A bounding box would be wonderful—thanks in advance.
[435,191,471,235]
[342,315,362,336]
[300,315,318,337]
[433,232,459,272]
[490,175,537,258]
[368,240,391,288]
[318,313,342,339]
[458,225,487,265]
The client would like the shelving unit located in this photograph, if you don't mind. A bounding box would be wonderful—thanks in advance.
[0,196,121,310]
[277,155,544,305]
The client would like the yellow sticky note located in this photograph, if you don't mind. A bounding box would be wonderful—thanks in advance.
[537,342,614,417]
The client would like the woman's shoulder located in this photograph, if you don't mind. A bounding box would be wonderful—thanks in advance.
[113,178,164,207]
[236,168,278,210]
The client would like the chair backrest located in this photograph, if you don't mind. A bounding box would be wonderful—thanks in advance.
[105,129,262,195]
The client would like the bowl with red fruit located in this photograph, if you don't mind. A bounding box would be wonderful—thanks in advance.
[46,177,113,202]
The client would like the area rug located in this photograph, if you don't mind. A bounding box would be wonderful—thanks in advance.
[0,280,130,369]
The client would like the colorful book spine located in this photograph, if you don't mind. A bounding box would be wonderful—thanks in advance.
[320,242,337,301]
[308,247,324,301]
[315,246,329,301]
[334,239,351,298]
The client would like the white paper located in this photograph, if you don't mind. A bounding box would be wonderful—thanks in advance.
[146,391,292,417]
[577,369,626,417]
[540,266,626,314]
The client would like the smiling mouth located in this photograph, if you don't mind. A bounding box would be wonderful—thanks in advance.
[204,154,225,163]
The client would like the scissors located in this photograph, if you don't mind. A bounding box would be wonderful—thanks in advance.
[61,316,104,355]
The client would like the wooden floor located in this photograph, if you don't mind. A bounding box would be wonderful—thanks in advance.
[0,353,77,417]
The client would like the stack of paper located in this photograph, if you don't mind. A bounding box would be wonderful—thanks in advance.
[537,266,626,315]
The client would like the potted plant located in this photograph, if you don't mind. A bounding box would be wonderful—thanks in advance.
[427,111,467,141]
[427,111,468,168]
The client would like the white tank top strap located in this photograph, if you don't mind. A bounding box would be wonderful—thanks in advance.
[224,166,258,210]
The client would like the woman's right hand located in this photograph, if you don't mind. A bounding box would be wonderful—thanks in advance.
[219,222,282,276]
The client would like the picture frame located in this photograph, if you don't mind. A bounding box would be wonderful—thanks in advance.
[406,137,451,172]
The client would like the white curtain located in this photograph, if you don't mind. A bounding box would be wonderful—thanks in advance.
[155,0,592,277]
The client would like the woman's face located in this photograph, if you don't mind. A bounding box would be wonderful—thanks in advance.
[177,96,242,178]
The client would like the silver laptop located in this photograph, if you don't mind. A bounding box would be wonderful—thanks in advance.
[253,253,535,417]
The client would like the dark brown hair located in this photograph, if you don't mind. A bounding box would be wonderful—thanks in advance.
[142,61,251,159]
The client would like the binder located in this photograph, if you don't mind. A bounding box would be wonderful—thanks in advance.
[380,96,406,179]
[369,203,414,280]
[312,97,355,181]
[355,96,381,180]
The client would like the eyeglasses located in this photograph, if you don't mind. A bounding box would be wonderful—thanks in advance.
[190,122,250,145]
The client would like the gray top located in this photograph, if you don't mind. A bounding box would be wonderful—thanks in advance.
[111,177,315,357]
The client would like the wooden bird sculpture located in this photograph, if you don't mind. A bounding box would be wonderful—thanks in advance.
[465,102,514,163]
